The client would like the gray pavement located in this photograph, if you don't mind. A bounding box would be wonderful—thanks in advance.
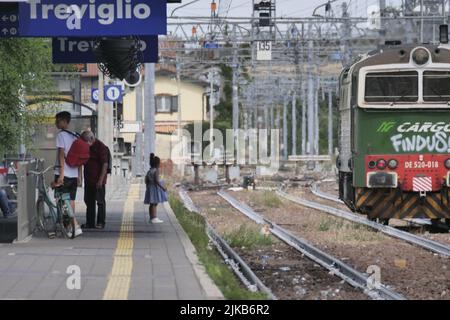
[0,179,223,300]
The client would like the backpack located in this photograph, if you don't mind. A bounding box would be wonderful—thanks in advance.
[62,130,90,167]
[106,146,112,174]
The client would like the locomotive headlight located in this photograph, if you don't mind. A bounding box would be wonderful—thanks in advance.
[388,159,398,169]
[445,158,450,169]
[368,160,377,169]
[412,48,430,65]
[377,159,387,170]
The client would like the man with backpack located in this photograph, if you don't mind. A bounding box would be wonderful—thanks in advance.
[80,130,110,230]
[54,111,88,237]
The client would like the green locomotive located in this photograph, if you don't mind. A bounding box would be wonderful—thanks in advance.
[337,44,450,224]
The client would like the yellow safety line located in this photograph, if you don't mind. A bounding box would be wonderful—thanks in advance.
[103,184,140,300]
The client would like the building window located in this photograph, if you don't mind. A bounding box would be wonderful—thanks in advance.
[156,94,179,113]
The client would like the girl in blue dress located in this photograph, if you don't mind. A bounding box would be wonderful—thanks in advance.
[144,154,168,223]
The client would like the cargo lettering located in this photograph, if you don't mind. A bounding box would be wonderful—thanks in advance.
[396,122,450,133]
[391,132,450,153]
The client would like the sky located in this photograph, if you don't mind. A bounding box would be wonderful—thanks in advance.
[166,0,403,18]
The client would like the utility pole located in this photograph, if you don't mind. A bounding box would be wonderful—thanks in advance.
[144,64,156,173]
[314,77,320,155]
[232,26,239,148]
[209,69,215,158]
[175,60,184,175]
[269,67,275,131]
[291,91,297,156]
[328,89,333,156]
[301,83,306,155]
[307,40,314,155]
[134,82,143,177]
[283,95,288,160]
[420,0,424,43]
[97,71,114,166]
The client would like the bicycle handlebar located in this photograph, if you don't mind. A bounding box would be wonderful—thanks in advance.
[29,165,57,176]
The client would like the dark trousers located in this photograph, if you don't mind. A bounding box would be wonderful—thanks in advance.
[84,184,106,226]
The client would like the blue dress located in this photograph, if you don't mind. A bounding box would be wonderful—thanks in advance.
[144,168,168,205]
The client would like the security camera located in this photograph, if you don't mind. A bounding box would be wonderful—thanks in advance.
[124,69,142,87]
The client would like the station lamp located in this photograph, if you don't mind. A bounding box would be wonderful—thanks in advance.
[412,48,430,65]
[93,37,143,87]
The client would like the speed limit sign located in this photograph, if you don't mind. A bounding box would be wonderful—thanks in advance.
[257,41,272,61]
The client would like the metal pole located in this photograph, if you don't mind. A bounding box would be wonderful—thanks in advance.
[314,77,320,155]
[97,71,104,144]
[421,0,424,43]
[307,40,314,155]
[270,97,274,130]
[144,63,156,173]
[301,83,307,155]
[283,96,288,160]
[209,69,214,158]
[275,101,280,130]
[264,102,269,130]
[97,72,114,162]
[291,91,297,156]
[232,52,239,147]
[175,60,184,175]
[135,82,143,177]
[328,90,333,156]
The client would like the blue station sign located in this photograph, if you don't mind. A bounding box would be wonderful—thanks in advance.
[92,85,123,104]
[52,36,159,63]
[104,85,123,102]
[18,0,167,37]
[0,3,19,37]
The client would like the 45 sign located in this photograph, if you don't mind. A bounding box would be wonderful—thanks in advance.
[257,40,272,61]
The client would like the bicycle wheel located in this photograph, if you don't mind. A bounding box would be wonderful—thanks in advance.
[58,199,75,239]
[36,198,57,238]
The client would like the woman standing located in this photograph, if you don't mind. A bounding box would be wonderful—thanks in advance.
[144,154,167,223]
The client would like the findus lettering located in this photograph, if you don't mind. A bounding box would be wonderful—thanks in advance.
[391,132,450,153]
[27,0,151,29]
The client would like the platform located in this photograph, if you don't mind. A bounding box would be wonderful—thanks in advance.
[0,181,223,300]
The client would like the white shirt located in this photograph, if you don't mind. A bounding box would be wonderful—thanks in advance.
[55,130,79,178]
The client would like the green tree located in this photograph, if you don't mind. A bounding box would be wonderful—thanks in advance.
[211,64,233,129]
[0,38,56,157]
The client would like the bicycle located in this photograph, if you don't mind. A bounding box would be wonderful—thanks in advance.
[29,166,75,239]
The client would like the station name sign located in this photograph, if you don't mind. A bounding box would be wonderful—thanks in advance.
[18,0,167,36]
[52,36,159,63]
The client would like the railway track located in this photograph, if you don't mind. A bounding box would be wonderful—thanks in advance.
[309,182,440,227]
[277,188,450,259]
[217,189,406,300]
[178,189,277,300]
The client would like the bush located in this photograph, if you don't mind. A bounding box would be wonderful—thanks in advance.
[224,224,273,249]
[169,195,267,300]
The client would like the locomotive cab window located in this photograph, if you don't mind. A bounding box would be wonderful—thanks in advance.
[364,71,418,103]
[423,71,450,102]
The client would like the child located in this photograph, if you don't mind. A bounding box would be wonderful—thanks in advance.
[144,154,167,224]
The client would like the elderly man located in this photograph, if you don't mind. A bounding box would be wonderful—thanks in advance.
[80,131,109,229]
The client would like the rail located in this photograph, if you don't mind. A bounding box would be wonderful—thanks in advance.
[277,189,450,259]
[310,182,433,227]
[178,189,277,300]
[218,189,406,301]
